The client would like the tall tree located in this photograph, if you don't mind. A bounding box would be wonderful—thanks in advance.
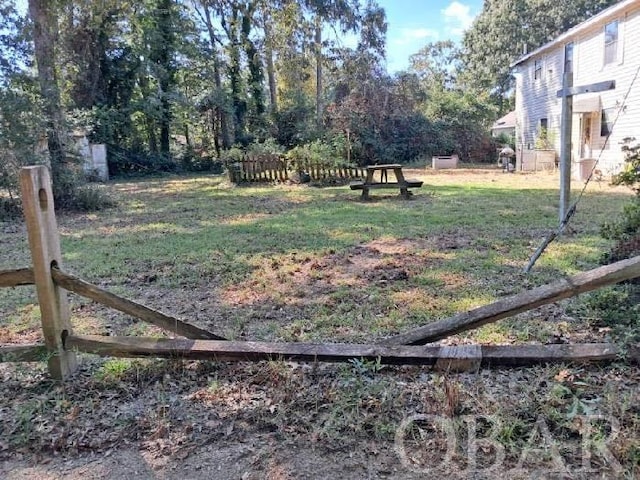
[27,0,72,201]
[218,1,248,143]
[147,0,178,156]
[192,0,232,149]
[409,40,458,91]
[0,0,29,84]
[259,3,278,114]
[0,0,43,205]
[240,1,266,132]
[302,0,361,128]
[460,0,618,112]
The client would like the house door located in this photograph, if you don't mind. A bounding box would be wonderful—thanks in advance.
[579,114,592,159]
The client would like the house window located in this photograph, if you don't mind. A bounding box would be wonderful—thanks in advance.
[540,118,548,132]
[600,108,614,136]
[535,118,550,148]
[604,20,618,65]
[534,59,542,80]
[564,42,574,73]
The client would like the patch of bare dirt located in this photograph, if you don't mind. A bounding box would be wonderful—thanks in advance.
[427,232,474,251]
[0,436,418,480]
[0,325,42,344]
[209,238,451,341]
[219,238,440,309]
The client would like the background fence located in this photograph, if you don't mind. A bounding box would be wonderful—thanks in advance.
[224,154,366,183]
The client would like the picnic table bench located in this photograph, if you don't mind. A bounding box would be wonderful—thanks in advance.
[350,164,423,200]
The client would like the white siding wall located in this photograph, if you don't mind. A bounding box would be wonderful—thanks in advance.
[515,5,640,175]
[515,48,563,151]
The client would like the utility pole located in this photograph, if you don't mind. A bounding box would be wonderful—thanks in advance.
[525,77,617,273]
[558,72,573,223]
[556,78,615,224]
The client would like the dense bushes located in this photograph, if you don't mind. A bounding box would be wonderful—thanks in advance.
[0,85,46,219]
[106,144,223,176]
[580,137,640,344]
[210,109,496,172]
[602,138,640,261]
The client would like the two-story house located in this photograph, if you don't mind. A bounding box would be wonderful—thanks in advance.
[512,0,640,177]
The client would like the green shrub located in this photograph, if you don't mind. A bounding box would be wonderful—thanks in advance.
[272,101,318,148]
[575,286,640,345]
[66,185,116,212]
[107,146,178,177]
[0,83,47,217]
[601,198,640,245]
[613,137,640,191]
[178,145,223,173]
[245,138,285,156]
[601,137,640,259]
[534,127,556,150]
[494,132,515,150]
[584,136,640,346]
[286,137,354,168]
[0,197,22,221]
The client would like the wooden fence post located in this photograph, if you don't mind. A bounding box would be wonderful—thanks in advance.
[20,166,78,380]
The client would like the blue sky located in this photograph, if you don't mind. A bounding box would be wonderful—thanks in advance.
[377,0,483,73]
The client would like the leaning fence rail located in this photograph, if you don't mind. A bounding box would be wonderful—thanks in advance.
[50,267,225,341]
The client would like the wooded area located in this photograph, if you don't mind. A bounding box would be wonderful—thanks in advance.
[0,0,620,211]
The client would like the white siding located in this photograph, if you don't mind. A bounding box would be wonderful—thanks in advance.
[515,48,563,151]
[515,4,640,175]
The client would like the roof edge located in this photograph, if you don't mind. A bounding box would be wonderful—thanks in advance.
[511,0,640,68]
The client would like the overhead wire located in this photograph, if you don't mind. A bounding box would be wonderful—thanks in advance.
[524,62,640,273]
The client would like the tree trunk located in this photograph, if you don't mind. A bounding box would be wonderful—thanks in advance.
[315,16,322,127]
[184,124,191,147]
[157,0,173,157]
[242,5,265,126]
[211,110,221,156]
[227,7,246,142]
[138,73,158,153]
[146,117,159,154]
[159,94,171,156]
[28,0,69,197]
[203,4,231,149]
[263,15,277,114]
[215,61,232,150]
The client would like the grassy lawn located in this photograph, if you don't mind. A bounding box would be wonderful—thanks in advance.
[1,166,631,344]
[1,167,638,477]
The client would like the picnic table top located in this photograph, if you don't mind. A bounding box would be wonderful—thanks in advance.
[366,164,402,170]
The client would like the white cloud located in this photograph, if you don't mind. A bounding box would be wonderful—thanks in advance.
[386,27,439,73]
[441,1,475,36]
[391,27,439,46]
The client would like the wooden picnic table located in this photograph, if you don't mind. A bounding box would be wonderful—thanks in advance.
[350,164,423,200]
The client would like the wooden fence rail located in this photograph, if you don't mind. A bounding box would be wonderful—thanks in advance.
[379,255,640,346]
[66,335,624,367]
[224,154,366,183]
[51,267,226,341]
[0,268,35,287]
[289,159,366,181]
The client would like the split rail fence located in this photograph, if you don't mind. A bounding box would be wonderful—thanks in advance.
[1,166,639,380]
[224,154,366,183]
